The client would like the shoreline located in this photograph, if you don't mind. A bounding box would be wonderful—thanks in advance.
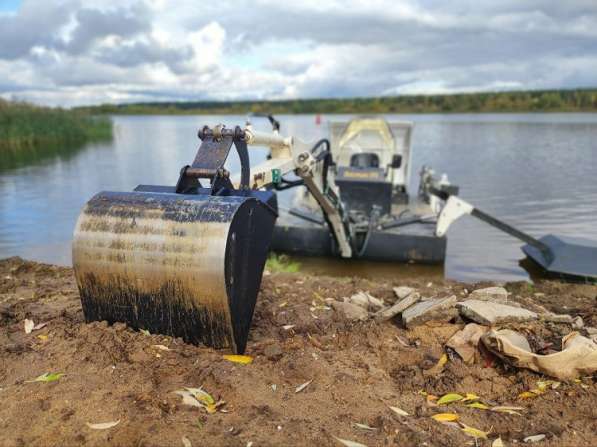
[1,257,596,446]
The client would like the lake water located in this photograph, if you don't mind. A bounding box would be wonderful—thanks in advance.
[1,113,596,283]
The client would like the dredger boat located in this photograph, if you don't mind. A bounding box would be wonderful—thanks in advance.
[270,117,456,263]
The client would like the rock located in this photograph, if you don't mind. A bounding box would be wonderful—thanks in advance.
[585,327,597,336]
[445,323,489,364]
[393,286,415,300]
[524,434,546,443]
[374,292,421,321]
[457,299,538,325]
[332,301,369,321]
[540,312,573,324]
[572,316,584,329]
[345,291,384,311]
[402,295,457,328]
[264,344,283,361]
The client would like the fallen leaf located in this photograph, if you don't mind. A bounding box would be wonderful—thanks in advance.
[26,372,65,383]
[86,420,120,430]
[437,393,464,405]
[491,406,524,416]
[24,319,34,334]
[536,380,560,391]
[389,406,409,417]
[353,423,376,431]
[426,394,439,406]
[461,424,489,439]
[182,436,192,447]
[518,391,539,399]
[295,380,312,393]
[524,434,546,443]
[174,388,218,413]
[425,353,449,376]
[37,334,48,341]
[152,344,170,351]
[431,413,459,422]
[223,354,253,365]
[282,325,295,330]
[33,322,47,330]
[462,393,480,402]
[492,438,505,447]
[466,402,490,410]
[140,329,150,336]
[333,436,367,447]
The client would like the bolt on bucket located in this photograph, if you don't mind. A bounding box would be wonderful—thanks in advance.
[72,190,276,353]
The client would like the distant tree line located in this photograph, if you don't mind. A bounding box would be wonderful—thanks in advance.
[77,89,597,115]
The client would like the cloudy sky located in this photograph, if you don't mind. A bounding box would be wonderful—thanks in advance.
[1,0,596,106]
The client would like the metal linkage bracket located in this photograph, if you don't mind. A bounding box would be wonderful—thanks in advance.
[175,125,250,194]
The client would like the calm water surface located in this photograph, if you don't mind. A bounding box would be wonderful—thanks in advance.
[1,113,596,283]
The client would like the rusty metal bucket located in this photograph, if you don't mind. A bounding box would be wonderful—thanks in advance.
[72,126,277,353]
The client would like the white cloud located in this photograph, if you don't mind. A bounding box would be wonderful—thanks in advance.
[0,0,596,106]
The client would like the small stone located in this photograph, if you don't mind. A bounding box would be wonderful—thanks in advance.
[332,301,369,321]
[374,292,421,321]
[524,434,546,443]
[264,344,283,361]
[585,327,597,335]
[457,300,537,325]
[393,286,415,300]
[402,295,457,328]
[469,286,508,302]
[572,316,584,329]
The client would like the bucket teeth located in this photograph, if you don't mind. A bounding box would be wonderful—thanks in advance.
[72,190,276,353]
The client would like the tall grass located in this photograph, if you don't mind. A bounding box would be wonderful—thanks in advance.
[0,99,112,151]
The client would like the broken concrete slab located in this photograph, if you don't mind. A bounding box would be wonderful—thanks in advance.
[374,292,421,322]
[402,295,457,328]
[332,301,369,321]
[446,323,489,364]
[469,286,509,303]
[457,299,538,325]
[540,312,574,324]
[393,286,415,300]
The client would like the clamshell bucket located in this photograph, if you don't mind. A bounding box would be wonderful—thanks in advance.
[72,126,277,353]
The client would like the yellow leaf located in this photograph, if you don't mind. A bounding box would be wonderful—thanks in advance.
[492,437,505,447]
[466,402,490,410]
[461,424,489,439]
[223,354,253,365]
[518,391,538,399]
[37,334,48,341]
[431,413,459,422]
[462,393,480,402]
[436,354,448,368]
[437,393,464,405]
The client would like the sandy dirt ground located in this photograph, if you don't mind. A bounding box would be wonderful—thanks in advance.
[0,257,596,447]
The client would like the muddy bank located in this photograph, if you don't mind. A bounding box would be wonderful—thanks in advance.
[0,257,596,447]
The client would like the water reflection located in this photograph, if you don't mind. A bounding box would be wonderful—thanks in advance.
[0,113,596,283]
